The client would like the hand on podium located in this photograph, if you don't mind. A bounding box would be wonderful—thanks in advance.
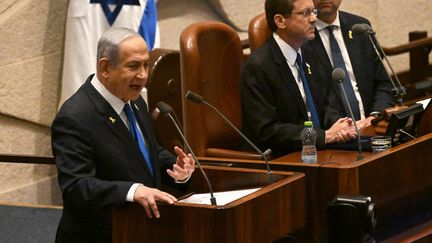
[133,146,195,219]
[133,185,177,219]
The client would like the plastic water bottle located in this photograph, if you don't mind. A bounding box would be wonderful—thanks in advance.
[301,121,317,163]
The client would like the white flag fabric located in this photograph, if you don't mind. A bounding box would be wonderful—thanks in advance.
[59,0,160,106]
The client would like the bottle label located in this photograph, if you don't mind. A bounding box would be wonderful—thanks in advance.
[302,145,317,163]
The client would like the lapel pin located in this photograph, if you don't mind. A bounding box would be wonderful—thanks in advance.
[109,117,116,124]
[306,63,312,75]
[349,30,353,39]
[134,104,139,110]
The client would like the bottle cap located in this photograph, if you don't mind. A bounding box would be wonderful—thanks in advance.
[304,121,313,127]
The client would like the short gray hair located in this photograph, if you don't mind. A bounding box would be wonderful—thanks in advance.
[97,27,141,66]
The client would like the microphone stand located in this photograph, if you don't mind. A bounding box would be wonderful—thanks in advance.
[202,100,274,181]
[185,91,274,183]
[158,102,217,205]
[352,23,409,133]
[353,24,409,119]
[333,69,364,160]
[366,33,407,105]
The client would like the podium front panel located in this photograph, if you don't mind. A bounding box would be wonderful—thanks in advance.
[113,166,306,243]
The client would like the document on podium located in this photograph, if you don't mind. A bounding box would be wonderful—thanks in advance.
[178,188,261,206]
[417,98,431,109]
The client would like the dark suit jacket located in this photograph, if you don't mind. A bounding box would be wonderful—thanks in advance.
[241,36,341,157]
[303,11,395,117]
[52,75,181,243]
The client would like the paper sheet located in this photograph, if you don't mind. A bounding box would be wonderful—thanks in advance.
[178,188,261,206]
[417,98,431,109]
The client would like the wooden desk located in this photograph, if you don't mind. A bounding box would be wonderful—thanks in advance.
[199,132,432,241]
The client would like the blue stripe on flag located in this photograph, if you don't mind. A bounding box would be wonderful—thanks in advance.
[138,0,157,50]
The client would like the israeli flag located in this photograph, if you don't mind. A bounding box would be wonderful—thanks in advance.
[59,0,159,106]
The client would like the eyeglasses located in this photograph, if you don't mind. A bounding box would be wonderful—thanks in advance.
[291,8,318,17]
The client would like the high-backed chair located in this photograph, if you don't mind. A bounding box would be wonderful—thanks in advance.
[180,21,261,159]
[248,13,272,52]
[146,48,183,154]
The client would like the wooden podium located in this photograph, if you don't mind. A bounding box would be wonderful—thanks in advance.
[112,166,306,243]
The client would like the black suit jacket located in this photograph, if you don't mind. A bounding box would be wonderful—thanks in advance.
[241,36,341,156]
[52,75,181,243]
[303,11,395,117]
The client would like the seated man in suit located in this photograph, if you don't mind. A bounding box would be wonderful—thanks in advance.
[303,0,395,128]
[52,28,195,243]
[241,0,357,157]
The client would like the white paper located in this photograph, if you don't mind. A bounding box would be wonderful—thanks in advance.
[178,188,261,206]
[417,98,431,110]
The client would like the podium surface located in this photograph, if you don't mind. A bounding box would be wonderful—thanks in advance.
[112,166,306,243]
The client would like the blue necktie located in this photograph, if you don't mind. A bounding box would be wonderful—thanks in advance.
[327,26,361,120]
[296,53,321,129]
[124,103,154,176]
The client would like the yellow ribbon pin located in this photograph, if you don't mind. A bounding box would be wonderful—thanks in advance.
[306,63,312,75]
[349,30,353,39]
[109,117,116,124]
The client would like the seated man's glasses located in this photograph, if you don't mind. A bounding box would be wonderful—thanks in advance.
[291,8,318,17]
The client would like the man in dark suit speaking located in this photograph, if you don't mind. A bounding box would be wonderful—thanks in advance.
[304,0,395,128]
[51,28,195,243]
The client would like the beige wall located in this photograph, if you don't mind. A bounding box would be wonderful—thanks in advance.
[0,0,431,205]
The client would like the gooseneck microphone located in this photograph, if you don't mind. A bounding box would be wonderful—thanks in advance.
[332,68,364,160]
[352,23,407,104]
[185,90,274,182]
[157,101,217,205]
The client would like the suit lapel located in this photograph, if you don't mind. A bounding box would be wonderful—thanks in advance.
[302,55,323,117]
[308,30,341,98]
[309,29,333,70]
[340,12,364,98]
[308,27,345,106]
[83,79,154,178]
[340,13,357,68]
[270,37,309,118]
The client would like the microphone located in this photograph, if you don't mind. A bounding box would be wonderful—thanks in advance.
[157,101,217,205]
[352,23,375,35]
[332,68,364,161]
[185,90,274,182]
[352,23,407,104]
